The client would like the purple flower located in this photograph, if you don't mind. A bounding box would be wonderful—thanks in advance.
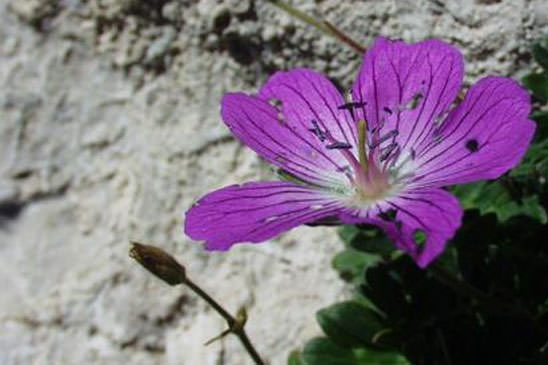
[184,37,535,268]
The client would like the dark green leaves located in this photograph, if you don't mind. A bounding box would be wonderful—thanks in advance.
[288,350,307,365]
[316,301,386,348]
[452,181,547,224]
[523,38,548,102]
[301,338,410,365]
[533,40,548,72]
[522,72,548,103]
[332,249,380,284]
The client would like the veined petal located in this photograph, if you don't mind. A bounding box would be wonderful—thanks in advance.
[338,188,462,268]
[410,77,536,187]
[258,68,358,148]
[352,37,463,157]
[184,181,345,250]
[222,93,351,188]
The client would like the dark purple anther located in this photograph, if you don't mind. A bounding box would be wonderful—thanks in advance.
[380,142,399,161]
[308,120,327,141]
[338,102,367,110]
[370,129,398,148]
[326,142,352,150]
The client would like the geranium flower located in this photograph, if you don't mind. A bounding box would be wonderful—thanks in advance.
[184,37,535,268]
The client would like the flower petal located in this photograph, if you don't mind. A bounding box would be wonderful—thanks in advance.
[222,93,351,187]
[352,37,463,157]
[258,68,358,148]
[339,189,462,268]
[184,181,345,250]
[411,77,536,187]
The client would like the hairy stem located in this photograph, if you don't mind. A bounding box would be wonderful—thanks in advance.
[264,0,366,54]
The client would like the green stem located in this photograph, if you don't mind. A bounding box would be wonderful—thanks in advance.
[184,278,265,365]
[185,278,236,327]
[129,243,265,365]
[264,0,366,54]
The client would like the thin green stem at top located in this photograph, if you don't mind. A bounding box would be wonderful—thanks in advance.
[264,0,366,54]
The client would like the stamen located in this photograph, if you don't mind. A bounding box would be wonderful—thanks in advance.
[370,129,398,149]
[380,142,398,161]
[308,120,326,141]
[391,148,415,172]
[338,101,366,119]
[326,141,352,150]
[358,119,368,170]
[383,106,393,115]
[338,101,367,110]
[402,93,423,110]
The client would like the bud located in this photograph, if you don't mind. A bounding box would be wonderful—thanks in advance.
[129,242,186,285]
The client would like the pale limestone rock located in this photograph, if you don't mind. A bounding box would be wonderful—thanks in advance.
[0,0,546,364]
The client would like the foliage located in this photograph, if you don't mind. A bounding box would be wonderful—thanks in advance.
[290,39,548,365]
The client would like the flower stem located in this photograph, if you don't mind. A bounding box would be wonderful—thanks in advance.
[130,242,265,365]
[264,0,366,54]
[184,278,265,365]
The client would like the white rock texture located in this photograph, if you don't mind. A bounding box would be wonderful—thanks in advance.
[0,0,547,364]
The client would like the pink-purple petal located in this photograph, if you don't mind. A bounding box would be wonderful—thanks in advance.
[184,181,345,251]
[411,77,536,188]
[222,93,350,187]
[352,37,464,155]
[338,189,462,268]
[258,68,358,148]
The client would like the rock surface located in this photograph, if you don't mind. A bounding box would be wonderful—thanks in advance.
[0,0,546,364]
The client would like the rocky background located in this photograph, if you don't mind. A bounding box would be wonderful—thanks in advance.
[1,0,547,364]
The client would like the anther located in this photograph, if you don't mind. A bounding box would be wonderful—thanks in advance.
[404,93,423,110]
[370,130,398,149]
[380,142,399,161]
[308,120,326,141]
[338,101,366,119]
[326,141,352,150]
[383,106,393,115]
[338,101,367,110]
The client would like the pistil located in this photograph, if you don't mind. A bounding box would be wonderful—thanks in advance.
[358,119,368,171]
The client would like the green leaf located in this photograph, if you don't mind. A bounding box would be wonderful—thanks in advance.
[533,42,548,71]
[452,181,547,224]
[522,72,548,102]
[339,225,361,243]
[531,111,548,141]
[332,248,381,283]
[302,338,410,365]
[288,350,307,365]
[511,139,548,182]
[316,301,387,348]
